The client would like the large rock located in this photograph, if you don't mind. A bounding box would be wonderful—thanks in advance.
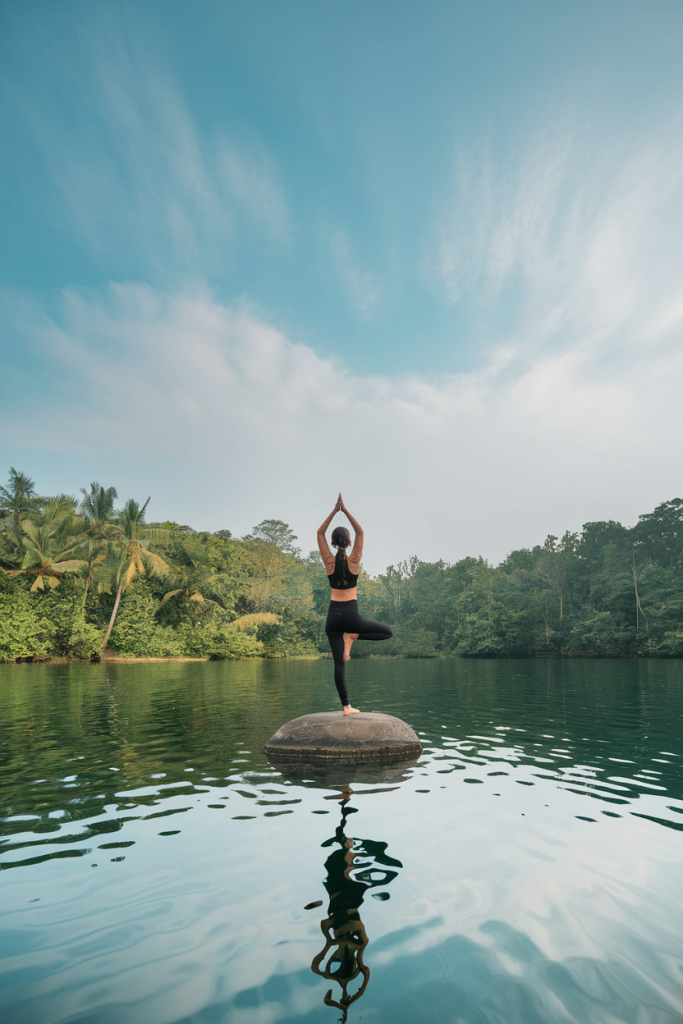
[262,711,422,765]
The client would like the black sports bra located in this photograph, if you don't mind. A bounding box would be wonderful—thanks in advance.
[327,550,359,589]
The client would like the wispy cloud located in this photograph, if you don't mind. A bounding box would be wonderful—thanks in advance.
[5,13,290,280]
[2,282,681,571]
[217,140,290,241]
[327,227,383,315]
[432,108,683,365]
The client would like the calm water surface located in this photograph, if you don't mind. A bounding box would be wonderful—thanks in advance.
[1,658,682,1024]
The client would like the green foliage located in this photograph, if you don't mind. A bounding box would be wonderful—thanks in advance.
[360,504,683,659]
[98,497,172,652]
[567,613,638,657]
[254,619,319,658]
[0,573,54,662]
[97,577,266,660]
[108,583,183,657]
[400,629,440,658]
[0,572,100,662]
[654,631,683,657]
[31,577,102,659]
[244,519,300,555]
[1,466,682,661]
[176,621,264,660]
[632,498,683,569]
[0,467,43,553]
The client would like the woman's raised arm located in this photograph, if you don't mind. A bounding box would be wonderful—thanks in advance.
[317,496,341,572]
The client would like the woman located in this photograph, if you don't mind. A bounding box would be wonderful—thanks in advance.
[317,494,393,714]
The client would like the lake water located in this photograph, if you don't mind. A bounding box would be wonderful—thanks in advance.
[1,658,682,1024]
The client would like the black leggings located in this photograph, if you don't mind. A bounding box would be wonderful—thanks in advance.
[325,600,393,707]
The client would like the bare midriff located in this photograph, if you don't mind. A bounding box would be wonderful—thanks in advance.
[329,586,358,602]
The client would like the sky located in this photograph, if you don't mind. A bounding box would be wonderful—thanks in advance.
[1,0,682,573]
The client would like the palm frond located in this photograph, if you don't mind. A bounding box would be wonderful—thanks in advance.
[121,560,138,591]
[51,559,88,573]
[232,612,280,630]
[0,468,39,510]
[144,550,170,576]
[40,494,79,525]
[79,482,118,524]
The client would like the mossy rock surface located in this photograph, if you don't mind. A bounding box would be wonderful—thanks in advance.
[262,711,422,764]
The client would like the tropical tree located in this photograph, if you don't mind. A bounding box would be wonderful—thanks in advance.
[100,499,170,652]
[159,542,217,613]
[0,467,43,555]
[633,498,683,569]
[7,516,87,592]
[78,482,119,608]
[242,519,302,610]
[35,494,81,533]
[246,520,300,555]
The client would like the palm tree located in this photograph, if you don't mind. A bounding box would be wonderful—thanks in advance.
[0,467,43,555]
[78,482,119,608]
[100,498,170,653]
[8,517,87,591]
[36,494,80,530]
[160,541,217,611]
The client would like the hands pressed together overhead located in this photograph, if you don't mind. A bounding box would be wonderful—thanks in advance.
[318,494,362,547]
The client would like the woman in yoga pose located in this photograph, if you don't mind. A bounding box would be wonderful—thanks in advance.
[317,494,393,714]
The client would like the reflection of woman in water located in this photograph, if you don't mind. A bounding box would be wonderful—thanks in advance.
[317,495,393,714]
[311,800,402,1021]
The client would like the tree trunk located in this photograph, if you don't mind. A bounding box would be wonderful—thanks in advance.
[558,568,566,620]
[101,581,124,652]
[82,566,92,611]
[632,551,649,635]
[543,597,551,646]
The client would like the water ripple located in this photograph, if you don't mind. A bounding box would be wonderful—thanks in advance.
[1,658,682,1022]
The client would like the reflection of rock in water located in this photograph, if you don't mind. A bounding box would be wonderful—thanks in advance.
[311,798,402,1022]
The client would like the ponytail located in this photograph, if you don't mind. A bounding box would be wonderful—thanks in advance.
[330,525,351,587]
[335,546,348,586]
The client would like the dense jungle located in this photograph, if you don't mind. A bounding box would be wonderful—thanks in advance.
[0,468,681,663]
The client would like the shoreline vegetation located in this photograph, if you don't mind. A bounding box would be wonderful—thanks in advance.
[1,468,682,665]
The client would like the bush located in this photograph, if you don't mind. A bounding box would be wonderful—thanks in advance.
[651,630,683,657]
[567,613,640,657]
[401,628,440,658]
[453,616,506,657]
[255,620,319,658]
[0,577,54,662]
[67,618,103,660]
[176,621,264,660]
[36,578,103,659]
[108,585,184,657]
[0,573,100,662]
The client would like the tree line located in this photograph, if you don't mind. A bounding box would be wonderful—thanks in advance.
[1,467,681,662]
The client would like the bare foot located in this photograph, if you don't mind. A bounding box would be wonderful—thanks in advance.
[343,705,361,715]
[343,632,359,661]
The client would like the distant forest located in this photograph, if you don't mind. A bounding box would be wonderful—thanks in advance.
[1,467,681,662]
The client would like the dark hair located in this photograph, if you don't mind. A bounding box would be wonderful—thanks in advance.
[331,526,351,549]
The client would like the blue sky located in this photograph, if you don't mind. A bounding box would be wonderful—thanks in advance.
[2,0,683,571]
